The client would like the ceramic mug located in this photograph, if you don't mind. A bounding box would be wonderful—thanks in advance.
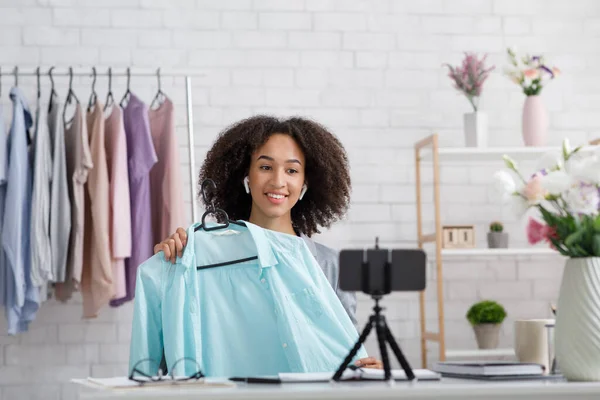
[514,319,555,374]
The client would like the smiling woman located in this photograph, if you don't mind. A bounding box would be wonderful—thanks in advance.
[198,115,351,238]
[154,115,383,370]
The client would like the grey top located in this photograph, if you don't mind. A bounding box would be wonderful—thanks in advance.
[301,235,357,328]
[30,98,53,286]
[48,94,71,283]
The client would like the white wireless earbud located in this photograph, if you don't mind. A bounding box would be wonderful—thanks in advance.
[299,184,308,200]
[243,176,250,194]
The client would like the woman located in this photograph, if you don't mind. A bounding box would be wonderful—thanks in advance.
[155,115,382,369]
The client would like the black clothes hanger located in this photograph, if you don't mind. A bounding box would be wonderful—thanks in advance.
[87,67,97,112]
[119,67,131,108]
[63,67,80,125]
[13,66,18,87]
[48,67,58,113]
[36,67,41,102]
[194,179,257,270]
[150,68,166,110]
[104,67,114,112]
[195,179,247,232]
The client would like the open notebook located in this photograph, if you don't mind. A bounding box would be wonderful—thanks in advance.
[72,377,235,389]
[231,369,441,383]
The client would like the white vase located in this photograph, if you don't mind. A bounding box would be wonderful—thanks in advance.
[522,95,548,146]
[463,111,488,148]
[554,257,600,381]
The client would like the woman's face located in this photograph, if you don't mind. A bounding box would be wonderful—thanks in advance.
[247,133,306,220]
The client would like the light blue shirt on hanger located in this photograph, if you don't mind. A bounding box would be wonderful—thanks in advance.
[129,221,367,378]
[0,104,7,310]
[2,88,39,335]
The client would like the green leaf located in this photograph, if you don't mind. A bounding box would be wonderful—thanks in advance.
[565,228,584,247]
[593,235,600,257]
[593,216,600,233]
[573,244,590,257]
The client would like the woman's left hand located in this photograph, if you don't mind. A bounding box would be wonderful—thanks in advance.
[355,357,383,369]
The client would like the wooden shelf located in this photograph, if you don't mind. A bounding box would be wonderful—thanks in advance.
[438,248,559,257]
[413,133,573,369]
[445,348,515,359]
[419,145,599,163]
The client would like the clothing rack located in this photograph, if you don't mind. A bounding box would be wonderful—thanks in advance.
[0,66,205,223]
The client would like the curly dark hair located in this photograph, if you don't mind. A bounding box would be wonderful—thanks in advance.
[198,115,351,237]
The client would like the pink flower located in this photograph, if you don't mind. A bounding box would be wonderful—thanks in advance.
[526,217,557,249]
[524,68,540,79]
[522,175,547,205]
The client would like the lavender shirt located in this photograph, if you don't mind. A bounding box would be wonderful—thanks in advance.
[110,94,157,306]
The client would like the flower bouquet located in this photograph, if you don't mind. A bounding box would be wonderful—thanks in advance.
[504,47,560,146]
[493,139,598,256]
[444,52,494,148]
[493,139,600,381]
[504,48,560,97]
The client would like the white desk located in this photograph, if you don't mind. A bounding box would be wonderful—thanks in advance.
[75,378,600,400]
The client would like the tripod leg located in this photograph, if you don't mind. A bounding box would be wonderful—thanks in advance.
[383,322,416,381]
[375,317,392,381]
[332,316,374,381]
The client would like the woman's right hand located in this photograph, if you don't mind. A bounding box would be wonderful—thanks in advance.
[153,227,188,263]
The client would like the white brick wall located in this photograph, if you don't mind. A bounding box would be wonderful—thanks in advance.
[1,0,597,398]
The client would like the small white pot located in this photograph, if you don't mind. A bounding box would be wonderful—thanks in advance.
[463,111,488,148]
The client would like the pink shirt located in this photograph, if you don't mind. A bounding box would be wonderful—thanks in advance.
[104,106,131,300]
[149,98,186,244]
[81,102,113,318]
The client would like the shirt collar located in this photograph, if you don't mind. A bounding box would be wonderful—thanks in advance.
[10,87,33,130]
[180,221,278,270]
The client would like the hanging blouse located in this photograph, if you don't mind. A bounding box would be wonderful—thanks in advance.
[104,106,131,301]
[110,93,157,307]
[2,88,39,334]
[0,105,8,309]
[129,221,367,377]
[81,102,113,318]
[55,104,93,302]
[149,98,186,245]
[30,97,52,287]
[47,93,72,283]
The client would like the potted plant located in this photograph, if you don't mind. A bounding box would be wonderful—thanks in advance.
[444,52,494,148]
[466,300,507,349]
[504,47,560,147]
[493,139,600,381]
[487,221,508,248]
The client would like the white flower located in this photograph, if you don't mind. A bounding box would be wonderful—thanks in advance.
[568,157,600,185]
[493,170,516,202]
[508,195,530,217]
[536,150,562,172]
[540,170,572,195]
[562,138,571,159]
[502,155,518,171]
[523,175,547,205]
[564,184,600,215]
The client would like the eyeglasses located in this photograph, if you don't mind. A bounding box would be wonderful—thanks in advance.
[129,357,205,385]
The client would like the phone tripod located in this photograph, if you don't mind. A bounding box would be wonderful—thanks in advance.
[332,295,416,382]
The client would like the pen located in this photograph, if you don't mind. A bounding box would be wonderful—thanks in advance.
[229,377,281,384]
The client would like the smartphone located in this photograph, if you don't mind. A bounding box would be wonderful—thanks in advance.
[338,248,426,293]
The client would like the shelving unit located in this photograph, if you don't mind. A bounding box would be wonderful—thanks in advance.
[413,134,581,368]
[440,248,556,257]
